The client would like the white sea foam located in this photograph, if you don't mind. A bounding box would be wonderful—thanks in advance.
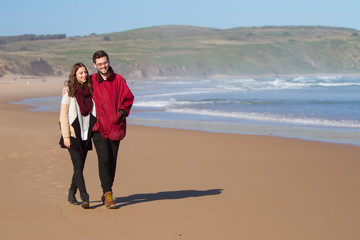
[317,76,342,80]
[140,89,217,98]
[133,101,171,108]
[293,76,308,82]
[317,82,360,87]
[166,108,360,128]
[135,77,360,102]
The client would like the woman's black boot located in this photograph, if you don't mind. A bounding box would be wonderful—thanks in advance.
[68,189,80,205]
[80,192,90,209]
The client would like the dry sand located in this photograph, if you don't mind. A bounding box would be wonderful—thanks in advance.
[1,76,360,240]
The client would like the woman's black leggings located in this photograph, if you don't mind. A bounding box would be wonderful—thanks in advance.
[68,141,88,195]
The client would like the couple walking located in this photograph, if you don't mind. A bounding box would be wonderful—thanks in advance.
[59,50,134,209]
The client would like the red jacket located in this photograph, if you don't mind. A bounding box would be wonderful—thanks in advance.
[91,69,134,140]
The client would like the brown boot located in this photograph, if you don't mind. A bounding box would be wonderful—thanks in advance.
[103,192,116,209]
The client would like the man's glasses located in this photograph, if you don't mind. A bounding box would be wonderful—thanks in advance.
[96,61,109,67]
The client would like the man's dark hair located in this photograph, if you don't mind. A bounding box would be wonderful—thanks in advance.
[92,50,109,63]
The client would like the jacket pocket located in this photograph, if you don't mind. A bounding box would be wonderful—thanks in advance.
[109,120,126,141]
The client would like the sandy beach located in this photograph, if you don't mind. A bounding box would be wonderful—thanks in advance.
[1,76,360,240]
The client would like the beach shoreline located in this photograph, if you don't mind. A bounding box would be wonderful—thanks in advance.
[1,76,360,240]
[7,74,360,146]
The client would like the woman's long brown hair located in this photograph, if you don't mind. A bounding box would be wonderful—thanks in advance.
[66,63,92,97]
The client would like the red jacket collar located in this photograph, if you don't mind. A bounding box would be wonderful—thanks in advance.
[97,67,115,83]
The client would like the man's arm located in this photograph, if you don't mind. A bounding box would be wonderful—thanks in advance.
[62,86,69,96]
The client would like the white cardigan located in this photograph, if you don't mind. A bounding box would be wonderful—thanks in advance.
[59,93,96,141]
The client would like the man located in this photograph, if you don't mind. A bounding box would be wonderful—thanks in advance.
[91,50,134,209]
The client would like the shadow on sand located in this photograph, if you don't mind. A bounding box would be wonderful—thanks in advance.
[90,189,223,209]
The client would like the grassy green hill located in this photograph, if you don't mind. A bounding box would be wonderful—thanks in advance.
[1,25,360,79]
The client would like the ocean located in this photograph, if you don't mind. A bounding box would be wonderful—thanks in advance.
[14,75,360,145]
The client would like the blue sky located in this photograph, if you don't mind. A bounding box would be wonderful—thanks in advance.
[1,0,359,36]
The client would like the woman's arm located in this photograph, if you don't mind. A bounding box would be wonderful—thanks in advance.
[59,94,71,148]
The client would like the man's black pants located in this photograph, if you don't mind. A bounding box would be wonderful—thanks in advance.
[92,132,120,193]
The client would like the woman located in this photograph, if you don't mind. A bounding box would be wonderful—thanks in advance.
[59,63,96,209]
